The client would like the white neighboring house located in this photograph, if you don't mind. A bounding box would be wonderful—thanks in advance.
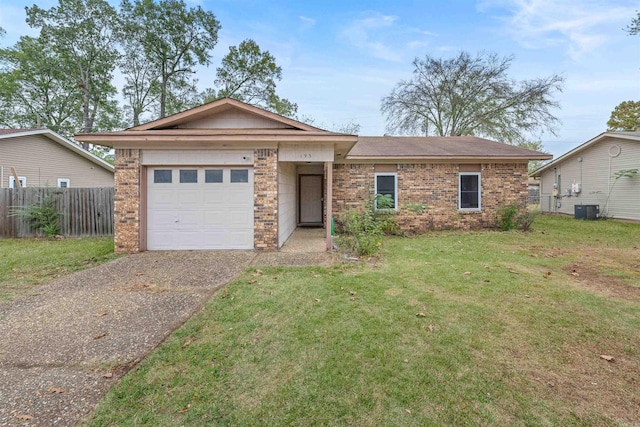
[532,132,640,221]
[0,128,114,188]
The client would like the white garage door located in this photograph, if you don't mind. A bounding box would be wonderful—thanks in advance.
[147,167,254,250]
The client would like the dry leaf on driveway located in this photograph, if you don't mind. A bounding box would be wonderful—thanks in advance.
[16,414,34,420]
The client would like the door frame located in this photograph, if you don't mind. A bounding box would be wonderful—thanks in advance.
[298,174,324,226]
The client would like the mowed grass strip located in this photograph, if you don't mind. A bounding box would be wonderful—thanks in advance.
[0,237,118,301]
[87,216,640,426]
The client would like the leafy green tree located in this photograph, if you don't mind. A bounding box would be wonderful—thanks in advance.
[514,140,550,173]
[627,11,639,35]
[26,0,121,144]
[381,51,564,144]
[120,0,220,120]
[116,6,160,127]
[215,39,297,117]
[0,36,81,136]
[607,101,640,132]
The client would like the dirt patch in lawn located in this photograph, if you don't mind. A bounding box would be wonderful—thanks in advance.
[565,261,640,300]
[562,246,640,300]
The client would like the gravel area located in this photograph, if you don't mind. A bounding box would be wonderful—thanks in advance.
[0,250,256,427]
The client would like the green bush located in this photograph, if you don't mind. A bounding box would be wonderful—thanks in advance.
[11,194,62,237]
[517,208,539,231]
[496,202,538,231]
[496,202,519,231]
[338,195,398,256]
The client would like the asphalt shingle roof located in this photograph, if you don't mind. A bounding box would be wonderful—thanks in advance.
[346,136,552,160]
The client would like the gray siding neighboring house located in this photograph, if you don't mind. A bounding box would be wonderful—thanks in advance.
[0,129,114,188]
[532,132,640,221]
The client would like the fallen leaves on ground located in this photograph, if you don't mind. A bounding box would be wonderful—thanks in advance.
[15,415,33,420]
[93,333,107,340]
[600,355,615,362]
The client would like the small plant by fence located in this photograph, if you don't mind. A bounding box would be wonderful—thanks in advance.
[0,187,114,238]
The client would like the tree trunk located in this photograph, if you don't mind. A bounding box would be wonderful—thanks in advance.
[160,75,168,119]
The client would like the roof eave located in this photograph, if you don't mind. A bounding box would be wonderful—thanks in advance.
[75,133,358,147]
[1,129,114,173]
[345,155,553,161]
[530,131,640,177]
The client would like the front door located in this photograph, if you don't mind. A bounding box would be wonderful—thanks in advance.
[299,175,323,225]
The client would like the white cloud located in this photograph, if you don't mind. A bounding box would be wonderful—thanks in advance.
[299,15,316,25]
[341,12,403,62]
[341,12,437,62]
[479,0,637,59]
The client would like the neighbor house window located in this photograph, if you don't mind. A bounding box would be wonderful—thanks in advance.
[459,173,481,210]
[9,176,26,188]
[57,178,70,188]
[374,173,397,210]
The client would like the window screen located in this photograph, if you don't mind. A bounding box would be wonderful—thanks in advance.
[154,170,172,183]
[375,174,397,209]
[460,174,480,209]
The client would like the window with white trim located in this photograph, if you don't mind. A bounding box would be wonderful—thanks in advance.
[374,173,397,210]
[9,176,26,188]
[57,178,70,188]
[459,173,481,210]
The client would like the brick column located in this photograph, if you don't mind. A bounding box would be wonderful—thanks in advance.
[114,149,141,253]
[253,148,278,250]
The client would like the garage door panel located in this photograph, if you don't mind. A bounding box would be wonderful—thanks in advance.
[177,210,204,229]
[149,210,177,227]
[147,231,179,249]
[228,230,253,248]
[178,189,202,205]
[147,166,254,250]
[203,211,227,227]
[227,209,253,226]
[148,188,176,205]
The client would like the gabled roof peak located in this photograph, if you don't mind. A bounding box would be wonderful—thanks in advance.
[130,97,326,133]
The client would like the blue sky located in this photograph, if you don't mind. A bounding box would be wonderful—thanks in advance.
[1,0,639,157]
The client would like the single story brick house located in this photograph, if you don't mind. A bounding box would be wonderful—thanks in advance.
[76,98,551,253]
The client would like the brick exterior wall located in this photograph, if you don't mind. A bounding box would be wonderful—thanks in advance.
[114,149,141,253]
[332,162,529,233]
[254,148,278,249]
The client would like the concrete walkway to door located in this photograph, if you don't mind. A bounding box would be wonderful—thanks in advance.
[280,227,327,253]
[0,248,333,426]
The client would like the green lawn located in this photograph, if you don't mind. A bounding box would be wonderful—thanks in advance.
[87,216,640,426]
[0,237,118,301]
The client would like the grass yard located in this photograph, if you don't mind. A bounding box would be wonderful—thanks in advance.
[0,237,118,301]
[87,215,640,426]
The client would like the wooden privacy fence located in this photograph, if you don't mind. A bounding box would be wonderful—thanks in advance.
[0,187,114,238]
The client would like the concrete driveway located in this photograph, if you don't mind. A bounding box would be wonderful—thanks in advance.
[0,251,260,426]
